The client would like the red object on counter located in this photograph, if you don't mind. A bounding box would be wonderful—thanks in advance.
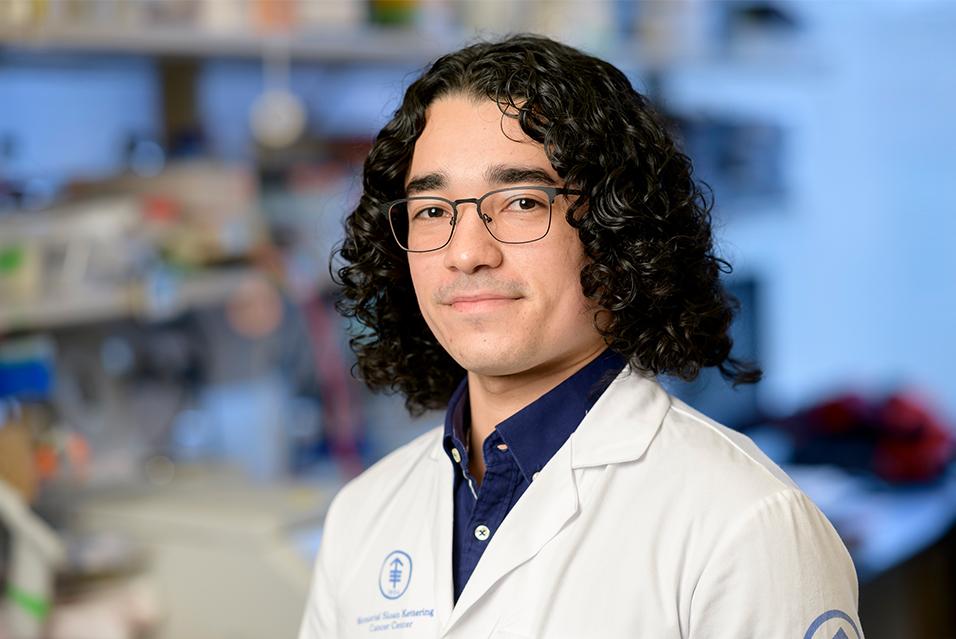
[781,390,955,484]
[874,393,956,483]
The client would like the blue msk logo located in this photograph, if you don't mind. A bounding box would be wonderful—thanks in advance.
[803,610,862,639]
[379,550,413,600]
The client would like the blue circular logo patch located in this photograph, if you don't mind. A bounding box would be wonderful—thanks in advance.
[379,550,413,600]
[803,610,862,639]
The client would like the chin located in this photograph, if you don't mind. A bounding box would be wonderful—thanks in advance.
[447,344,528,377]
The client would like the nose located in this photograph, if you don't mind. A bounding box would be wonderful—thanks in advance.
[442,202,503,274]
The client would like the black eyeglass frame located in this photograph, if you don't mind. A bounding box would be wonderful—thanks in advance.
[386,185,583,253]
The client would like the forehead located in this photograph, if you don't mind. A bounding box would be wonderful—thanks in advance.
[407,94,557,188]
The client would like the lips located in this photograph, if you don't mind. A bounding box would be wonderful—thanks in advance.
[449,293,516,304]
[446,292,521,312]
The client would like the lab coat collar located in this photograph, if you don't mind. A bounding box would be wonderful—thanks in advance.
[425,366,670,632]
[570,366,671,468]
[441,349,627,483]
[427,366,670,469]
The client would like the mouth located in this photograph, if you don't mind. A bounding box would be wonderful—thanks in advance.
[446,294,521,313]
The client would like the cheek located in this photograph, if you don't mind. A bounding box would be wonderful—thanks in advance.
[407,263,422,298]
[406,260,428,311]
[552,237,589,296]
[407,256,431,297]
[407,258,444,327]
[533,252,591,318]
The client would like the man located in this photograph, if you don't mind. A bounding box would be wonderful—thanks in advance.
[298,35,863,638]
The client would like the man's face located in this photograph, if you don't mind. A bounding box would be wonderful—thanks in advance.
[405,94,606,380]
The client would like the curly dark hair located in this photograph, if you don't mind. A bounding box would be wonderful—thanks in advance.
[334,33,761,415]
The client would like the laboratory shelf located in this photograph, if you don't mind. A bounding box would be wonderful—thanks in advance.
[0,266,258,333]
[0,24,464,63]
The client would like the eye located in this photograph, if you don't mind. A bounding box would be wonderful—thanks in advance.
[420,207,444,219]
[410,204,452,220]
[504,196,546,212]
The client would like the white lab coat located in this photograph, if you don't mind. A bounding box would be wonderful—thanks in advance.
[298,369,863,639]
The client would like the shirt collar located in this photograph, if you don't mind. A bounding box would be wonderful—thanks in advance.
[442,377,471,465]
[441,349,627,482]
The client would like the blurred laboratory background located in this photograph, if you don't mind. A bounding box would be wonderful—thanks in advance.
[0,0,954,637]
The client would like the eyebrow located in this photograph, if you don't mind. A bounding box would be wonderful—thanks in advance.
[485,164,557,187]
[405,172,447,196]
[404,164,557,196]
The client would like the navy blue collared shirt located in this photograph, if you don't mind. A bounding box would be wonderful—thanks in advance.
[441,349,627,603]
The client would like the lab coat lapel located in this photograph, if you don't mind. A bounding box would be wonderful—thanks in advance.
[425,437,456,631]
[441,441,579,634]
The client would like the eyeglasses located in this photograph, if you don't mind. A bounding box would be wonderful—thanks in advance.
[386,185,582,253]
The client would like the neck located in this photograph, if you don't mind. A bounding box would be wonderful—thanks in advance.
[465,344,606,483]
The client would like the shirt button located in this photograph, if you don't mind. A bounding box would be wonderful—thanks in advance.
[474,525,491,541]
[532,472,540,481]
[451,448,462,464]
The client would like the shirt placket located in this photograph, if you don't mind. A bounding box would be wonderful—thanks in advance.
[459,436,519,576]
